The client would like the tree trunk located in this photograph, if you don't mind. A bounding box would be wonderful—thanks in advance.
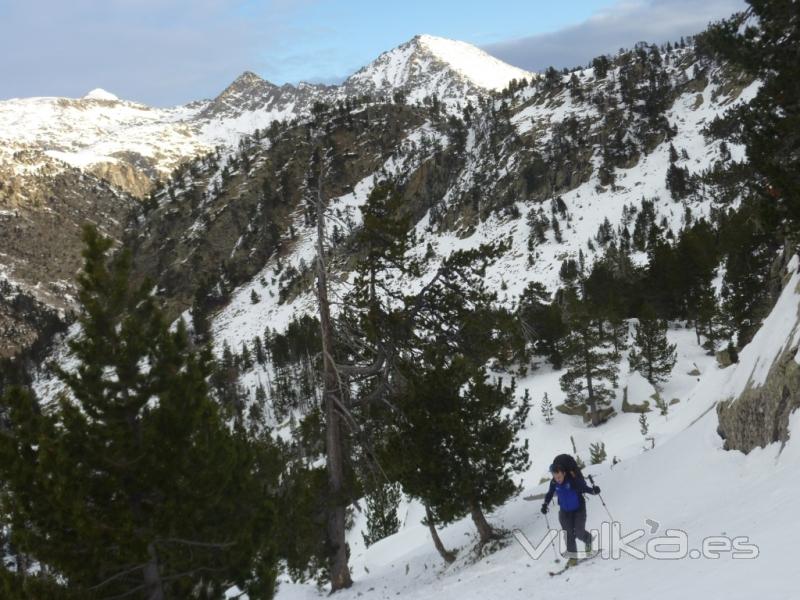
[15,552,28,579]
[315,178,353,592]
[143,542,165,600]
[470,501,495,547]
[424,505,456,564]
[585,361,599,427]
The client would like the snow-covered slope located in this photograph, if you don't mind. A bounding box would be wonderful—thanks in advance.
[0,85,292,199]
[268,257,800,600]
[189,45,790,598]
[419,34,534,90]
[211,50,756,355]
[18,31,796,599]
[0,94,206,176]
[345,34,534,106]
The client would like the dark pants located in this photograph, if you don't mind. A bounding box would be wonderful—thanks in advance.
[559,508,592,556]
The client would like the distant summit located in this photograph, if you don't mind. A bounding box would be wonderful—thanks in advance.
[83,88,119,102]
[344,34,535,106]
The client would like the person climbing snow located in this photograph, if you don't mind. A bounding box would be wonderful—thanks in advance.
[540,454,601,566]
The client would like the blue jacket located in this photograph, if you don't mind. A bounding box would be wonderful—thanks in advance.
[544,474,595,512]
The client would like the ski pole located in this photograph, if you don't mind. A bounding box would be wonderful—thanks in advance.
[543,504,560,563]
[587,474,614,522]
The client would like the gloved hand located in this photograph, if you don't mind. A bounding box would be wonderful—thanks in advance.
[540,503,548,514]
[592,485,601,494]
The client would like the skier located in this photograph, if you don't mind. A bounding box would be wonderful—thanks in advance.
[540,454,601,566]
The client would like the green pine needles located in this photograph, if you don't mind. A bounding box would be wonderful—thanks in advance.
[0,226,282,599]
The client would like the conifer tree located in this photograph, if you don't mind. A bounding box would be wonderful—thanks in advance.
[541,392,554,424]
[552,216,563,243]
[592,55,610,79]
[255,382,268,406]
[666,163,692,200]
[702,1,800,229]
[559,299,619,426]
[673,220,721,340]
[589,441,607,465]
[254,335,267,365]
[274,463,330,583]
[629,305,677,388]
[361,482,401,547]
[718,207,775,346]
[383,355,530,548]
[0,226,281,599]
[654,393,669,417]
[695,282,723,351]
[639,412,649,435]
[241,340,254,370]
[517,281,566,369]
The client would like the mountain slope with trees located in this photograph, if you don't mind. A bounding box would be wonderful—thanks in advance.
[2,3,799,597]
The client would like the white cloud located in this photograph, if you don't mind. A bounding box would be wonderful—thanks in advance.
[483,0,747,72]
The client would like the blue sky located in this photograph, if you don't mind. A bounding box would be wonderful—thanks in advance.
[250,0,620,84]
[0,0,745,106]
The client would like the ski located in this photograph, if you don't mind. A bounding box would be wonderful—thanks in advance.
[548,553,599,577]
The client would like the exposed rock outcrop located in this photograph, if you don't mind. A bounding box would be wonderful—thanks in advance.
[717,255,800,453]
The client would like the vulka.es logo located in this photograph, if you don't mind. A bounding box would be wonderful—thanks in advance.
[513,519,759,561]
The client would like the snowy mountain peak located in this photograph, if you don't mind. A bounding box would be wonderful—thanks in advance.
[214,71,276,99]
[343,33,534,107]
[414,34,534,90]
[198,70,284,119]
[83,88,119,102]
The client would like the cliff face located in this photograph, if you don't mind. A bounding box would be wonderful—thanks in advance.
[716,254,800,453]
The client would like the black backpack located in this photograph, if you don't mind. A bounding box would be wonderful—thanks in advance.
[553,453,585,481]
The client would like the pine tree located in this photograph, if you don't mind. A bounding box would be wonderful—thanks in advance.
[718,207,775,346]
[668,143,679,163]
[255,382,268,406]
[592,55,610,79]
[361,482,401,547]
[222,340,235,371]
[702,2,800,228]
[274,463,330,582]
[589,441,607,465]
[383,355,530,548]
[695,279,723,351]
[241,340,254,370]
[629,305,677,388]
[672,220,721,344]
[559,300,620,426]
[541,392,554,424]
[0,226,281,599]
[517,281,566,369]
[552,216,563,243]
[639,412,655,450]
[666,163,692,200]
[254,335,267,365]
[639,412,649,435]
[654,393,669,417]
[212,340,246,416]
